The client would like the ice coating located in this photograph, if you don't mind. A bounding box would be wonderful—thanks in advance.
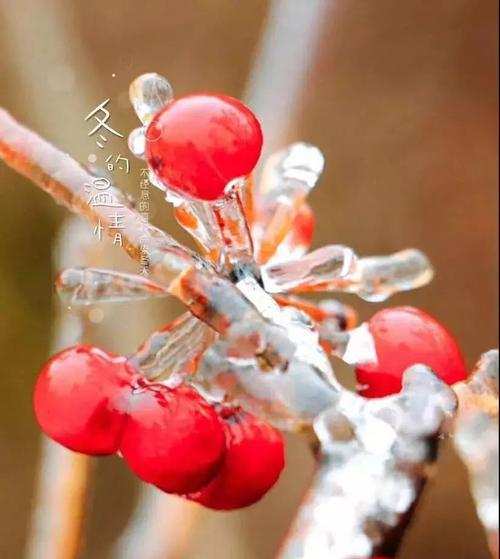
[271,248,433,299]
[128,313,216,382]
[0,109,200,289]
[454,349,499,419]
[262,245,357,293]
[253,142,324,264]
[56,268,168,305]
[192,280,340,430]
[454,350,499,558]
[455,412,499,558]
[347,249,434,302]
[271,201,315,263]
[0,85,465,558]
[212,181,257,277]
[128,127,146,159]
[278,366,457,559]
[174,201,225,268]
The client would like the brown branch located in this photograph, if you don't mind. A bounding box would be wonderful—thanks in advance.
[0,108,197,288]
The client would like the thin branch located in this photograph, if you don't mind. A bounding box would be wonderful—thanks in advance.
[0,108,197,288]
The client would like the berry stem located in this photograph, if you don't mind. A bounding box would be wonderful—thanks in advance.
[211,180,258,278]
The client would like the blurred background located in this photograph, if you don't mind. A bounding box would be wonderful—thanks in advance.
[0,0,498,558]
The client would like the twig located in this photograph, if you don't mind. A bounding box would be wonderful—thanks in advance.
[0,108,196,288]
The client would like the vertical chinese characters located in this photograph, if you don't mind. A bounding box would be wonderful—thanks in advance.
[84,100,129,248]
[138,168,151,276]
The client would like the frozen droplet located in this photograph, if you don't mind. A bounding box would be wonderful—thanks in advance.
[128,127,146,159]
[55,267,168,305]
[129,73,173,125]
[261,245,358,293]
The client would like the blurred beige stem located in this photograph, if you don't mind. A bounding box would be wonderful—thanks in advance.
[244,0,329,163]
[25,219,99,559]
[0,3,119,557]
[26,442,91,559]
[113,487,202,559]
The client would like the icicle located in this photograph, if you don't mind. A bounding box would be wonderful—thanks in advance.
[56,267,168,305]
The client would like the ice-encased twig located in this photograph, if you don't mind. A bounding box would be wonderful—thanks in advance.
[0,108,201,288]
[455,412,499,559]
[174,201,225,268]
[55,267,168,305]
[285,248,433,301]
[274,295,358,331]
[253,142,324,264]
[128,312,216,381]
[454,349,499,420]
[212,181,258,278]
[261,245,357,293]
[454,350,499,558]
[187,275,341,430]
[277,366,457,559]
[168,266,266,335]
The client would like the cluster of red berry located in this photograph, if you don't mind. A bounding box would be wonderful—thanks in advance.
[32,91,468,517]
[33,346,284,510]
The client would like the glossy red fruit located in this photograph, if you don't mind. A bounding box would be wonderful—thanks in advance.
[146,94,263,201]
[120,383,226,495]
[188,406,285,510]
[34,345,136,455]
[356,306,467,398]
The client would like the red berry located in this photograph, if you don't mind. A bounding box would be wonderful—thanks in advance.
[146,94,263,201]
[188,406,285,510]
[356,306,467,398]
[33,345,136,455]
[120,383,226,494]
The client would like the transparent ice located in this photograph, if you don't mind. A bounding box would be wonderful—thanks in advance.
[1,73,497,559]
